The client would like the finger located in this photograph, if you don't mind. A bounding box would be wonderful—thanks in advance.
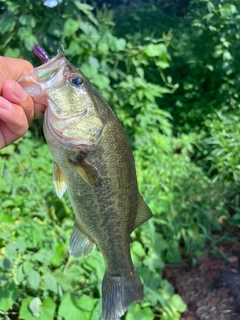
[2,80,35,125]
[0,120,21,149]
[0,97,29,148]
[2,80,46,119]
[0,57,33,83]
[34,103,46,118]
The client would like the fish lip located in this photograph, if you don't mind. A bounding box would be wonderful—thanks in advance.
[31,54,80,90]
[17,53,67,105]
[32,53,66,83]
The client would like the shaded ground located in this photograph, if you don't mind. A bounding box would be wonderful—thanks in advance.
[164,242,240,320]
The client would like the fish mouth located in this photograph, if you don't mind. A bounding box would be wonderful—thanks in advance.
[18,53,67,105]
[32,53,65,83]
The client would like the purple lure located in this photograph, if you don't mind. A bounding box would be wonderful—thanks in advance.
[34,45,51,63]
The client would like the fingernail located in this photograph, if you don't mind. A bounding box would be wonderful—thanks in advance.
[13,82,27,101]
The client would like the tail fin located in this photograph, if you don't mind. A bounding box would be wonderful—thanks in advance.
[102,270,143,320]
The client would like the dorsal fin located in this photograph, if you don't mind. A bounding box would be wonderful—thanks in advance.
[134,194,153,230]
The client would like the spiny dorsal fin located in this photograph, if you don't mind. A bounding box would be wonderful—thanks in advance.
[69,221,95,258]
[70,151,102,187]
[133,194,153,230]
[53,163,67,198]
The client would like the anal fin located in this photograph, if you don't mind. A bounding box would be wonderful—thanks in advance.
[69,221,95,258]
[133,194,153,230]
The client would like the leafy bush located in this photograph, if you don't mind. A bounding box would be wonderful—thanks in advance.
[0,131,188,319]
[198,109,240,227]
[0,1,188,319]
[1,0,238,319]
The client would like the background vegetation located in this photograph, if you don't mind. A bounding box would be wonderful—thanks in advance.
[0,0,239,319]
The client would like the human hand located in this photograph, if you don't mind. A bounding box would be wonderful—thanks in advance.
[0,56,46,149]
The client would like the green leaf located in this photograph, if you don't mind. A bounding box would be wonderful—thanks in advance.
[23,262,33,274]
[136,67,144,79]
[219,4,237,18]
[20,297,56,320]
[74,1,98,25]
[168,294,187,313]
[29,297,42,317]
[143,248,165,270]
[5,242,18,256]
[0,257,11,270]
[97,43,109,54]
[58,293,95,320]
[63,18,80,37]
[94,74,110,90]
[50,243,67,266]
[53,270,76,291]
[156,60,170,69]
[144,43,166,57]
[20,297,36,320]
[145,286,169,307]
[17,264,24,284]
[16,237,27,253]
[65,41,83,57]
[33,250,53,263]
[40,298,56,320]
[159,280,175,300]
[0,13,16,35]
[126,304,154,320]
[153,234,168,254]
[83,251,105,280]
[24,34,38,52]
[90,300,102,320]
[28,270,40,290]
[0,143,15,155]
[19,15,36,28]
[17,26,32,41]
[165,243,182,263]
[114,38,126,51]
[19,297,36,320]
[131,241,146,265]
[0,283,19,312]
[134,77,147,88]
[44,275,58,294]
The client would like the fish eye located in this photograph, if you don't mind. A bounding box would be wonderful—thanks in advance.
[71,76,83,87]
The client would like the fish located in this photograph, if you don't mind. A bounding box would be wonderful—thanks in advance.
[18,45,153,320]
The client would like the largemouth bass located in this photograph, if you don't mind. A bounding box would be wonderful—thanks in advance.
[18,45,153,320]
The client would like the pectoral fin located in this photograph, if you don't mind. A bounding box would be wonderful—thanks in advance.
[133,194,153,230]
[69,221,95,258]
[71,152,102,187]
[53,163,67,198]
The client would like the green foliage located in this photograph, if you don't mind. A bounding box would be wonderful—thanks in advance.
[0,1,185,318]
[1,0,239,319]
[113,0,239,247]
[162,0,240,133]
[135,131,226,261]
[197,108,240,226]
[0,132,187,319]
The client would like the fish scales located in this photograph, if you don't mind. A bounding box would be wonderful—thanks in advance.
[60,113,137,269]
[18,45,153,320]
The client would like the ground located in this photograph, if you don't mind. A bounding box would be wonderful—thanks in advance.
[164,242,240,320]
